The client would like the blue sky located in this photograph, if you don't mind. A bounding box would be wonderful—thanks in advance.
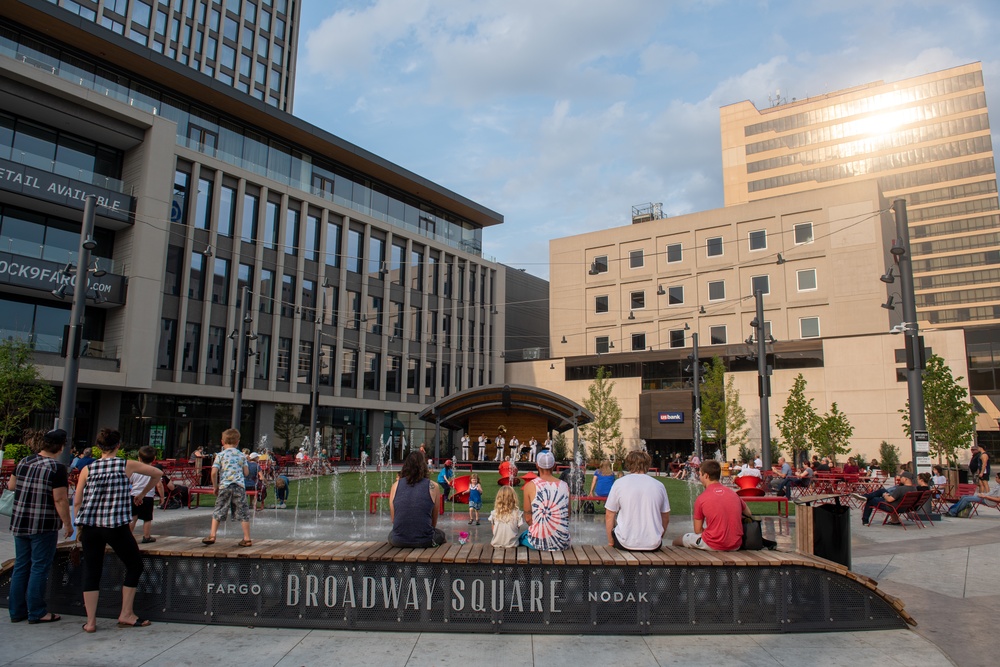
[292,0,1000,279]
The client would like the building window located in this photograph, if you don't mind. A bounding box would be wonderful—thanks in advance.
[749,229,767,251]
[595,295,609,313]
[794,222,813,245]
[797,268,817,291]
[631,333,646,351]
[182,322,200,372]
[669,329,685,349]
[800,317,820,338]
[211,257,229,304]
[157,318,176,370]
[706,236,723,257]
[629,249,644,269]
[592,255,608,274]
[708,280,725,301]
[751,275,770,296]
[340,349,357,389]
[596,336,610,355]
[666,243,682,263]
[630,291,645,310]
[668,285,684,305]
[710,325,727,345]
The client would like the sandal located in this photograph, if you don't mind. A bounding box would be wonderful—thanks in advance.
[237,539,253,547]
[202,537,216,545]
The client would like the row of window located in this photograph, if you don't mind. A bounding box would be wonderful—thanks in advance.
[0,22,485,256]
[594,269,818,314]
[749,137,994,193]
[590,317,821,354]
[157,318,490,397]
[742,71,983,137]
[590,223,814,274]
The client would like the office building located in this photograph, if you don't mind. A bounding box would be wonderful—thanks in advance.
[721,63,998,329]
[0,0,504,457]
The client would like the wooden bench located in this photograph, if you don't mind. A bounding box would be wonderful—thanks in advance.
[743,495,790,517]
[369,491,444,515]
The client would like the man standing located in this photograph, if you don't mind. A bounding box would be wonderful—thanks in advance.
[460,433,470,461]
[854,471,917,525]
[203,429,252,547]
[6,429,73,624]
[673,460,751,551]
[605,451,669,551]
[947,472,1000,517]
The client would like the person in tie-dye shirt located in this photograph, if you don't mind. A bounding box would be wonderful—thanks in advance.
[520,451,570,551]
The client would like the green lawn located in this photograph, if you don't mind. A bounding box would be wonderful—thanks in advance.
[219,472,792,516]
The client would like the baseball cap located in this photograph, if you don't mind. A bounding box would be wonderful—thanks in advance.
[536,451,556,470]
[899,471,916,482]
[43,429,67,445]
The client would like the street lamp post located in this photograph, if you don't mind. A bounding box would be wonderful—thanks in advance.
[56,195,97,465]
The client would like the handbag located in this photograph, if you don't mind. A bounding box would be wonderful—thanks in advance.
[741,515,764,550]
[0,489,13,517]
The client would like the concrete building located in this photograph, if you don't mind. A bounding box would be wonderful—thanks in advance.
[721,62,998,330]
[42,0,301,111]
[508,180,968,464]
[1,0,505,458]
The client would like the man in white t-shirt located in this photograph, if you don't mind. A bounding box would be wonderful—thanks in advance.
[605,450,670,551]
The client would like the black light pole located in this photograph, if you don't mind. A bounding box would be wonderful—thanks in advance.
[231,285,253,429]
[57,195,97,465]
[893,198,928,473]
[752,289,772,470]
[691,332,702,461]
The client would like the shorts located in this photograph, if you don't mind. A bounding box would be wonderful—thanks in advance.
[681,533,716,550]
[213,484,251,523]
[131,496,154,522]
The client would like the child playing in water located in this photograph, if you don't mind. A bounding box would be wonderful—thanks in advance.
[488,485,523,548]
[468,474,483,525]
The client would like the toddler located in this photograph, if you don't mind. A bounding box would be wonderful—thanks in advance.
[468,474,483,525]
[488,486,523,548]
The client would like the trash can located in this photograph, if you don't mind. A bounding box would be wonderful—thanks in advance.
[811,503,851,569]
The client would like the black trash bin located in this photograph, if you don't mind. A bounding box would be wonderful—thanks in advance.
[812,502,851,569]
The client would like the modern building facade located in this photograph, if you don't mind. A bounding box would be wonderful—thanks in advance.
[508,180,969,463]
[721,63,998,330]
[1,0,505,458]
[43,0,300,111]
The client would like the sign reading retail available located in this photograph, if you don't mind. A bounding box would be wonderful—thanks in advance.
[0,157,134,223]
[658,411,684,424]
[913,430,929,454]
[0,251,126,305]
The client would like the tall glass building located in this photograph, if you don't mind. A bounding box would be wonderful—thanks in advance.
[721,63,998,329]
[0,0,505,457]
[42,0,300,111]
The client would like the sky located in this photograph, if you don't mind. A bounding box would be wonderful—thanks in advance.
[292,0,1000,280]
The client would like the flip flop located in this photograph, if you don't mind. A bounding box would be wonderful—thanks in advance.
[82,623,96,633]
[202,537,216,545]
[28,614,61,624]
[237,539,253,547]
[116,618,151,628]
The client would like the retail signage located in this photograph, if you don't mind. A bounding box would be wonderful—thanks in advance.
[658,411,684,424]
[0,251,126,305]
[0,157,134,223]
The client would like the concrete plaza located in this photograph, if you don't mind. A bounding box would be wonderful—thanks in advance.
[2,498,996,667]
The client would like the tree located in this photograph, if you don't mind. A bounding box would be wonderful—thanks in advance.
[813,402,854,464]
[899,354,977,464]
[775,374,819,465]
[272,404,308,452]
[0,339,55,450]
[581,366,623,466]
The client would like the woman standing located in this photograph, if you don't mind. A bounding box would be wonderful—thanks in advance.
[73,428,162,633]
[388,452,446,548]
